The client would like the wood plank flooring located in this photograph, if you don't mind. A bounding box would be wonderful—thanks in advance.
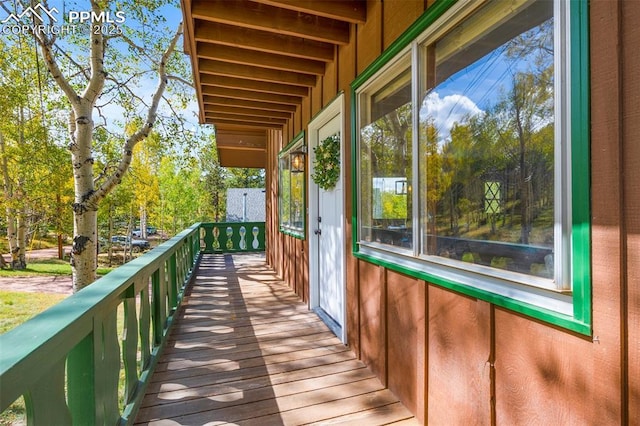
[135,253,418,425]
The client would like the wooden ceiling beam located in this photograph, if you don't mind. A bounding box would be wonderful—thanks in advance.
[195,21,335,63]
[192,0,350,45]
[199,74,309,97]
[217,145,266,152]
[217,148,266,168]
[206,112,288,126]
[197,42,326,76]
[214,123,273,134]
[202,86,302,106]
[203,95,297,113]
[250,0,366,24]
[199,58,317,87]
[203,104,292,120]
[216,127,266,147]
[206,117,284,129]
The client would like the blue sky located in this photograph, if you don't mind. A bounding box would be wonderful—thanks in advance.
[422,28,553,144]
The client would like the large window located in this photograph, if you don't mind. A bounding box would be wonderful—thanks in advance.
[353,0,590,333]
[359,54,413,249]
[279,132,306,238]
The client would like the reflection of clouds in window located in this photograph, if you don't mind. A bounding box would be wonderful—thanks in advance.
[420,91,482,142]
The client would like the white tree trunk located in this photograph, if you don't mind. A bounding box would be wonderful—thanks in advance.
[72,209,98,290]
[0,131,17,268]
[16,207,27,269]
[70,101,99,290]
[139,204,147,239]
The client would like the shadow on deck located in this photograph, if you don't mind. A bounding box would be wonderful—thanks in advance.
[135,253,418,425]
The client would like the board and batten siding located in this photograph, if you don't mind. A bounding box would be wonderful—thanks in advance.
[264,0,640,424]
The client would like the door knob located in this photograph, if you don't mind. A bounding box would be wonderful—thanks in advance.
[314,229,322,235]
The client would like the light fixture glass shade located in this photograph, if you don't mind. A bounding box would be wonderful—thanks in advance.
[291,151,305,173]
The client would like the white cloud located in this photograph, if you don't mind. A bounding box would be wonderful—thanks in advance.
[420,91,482,142]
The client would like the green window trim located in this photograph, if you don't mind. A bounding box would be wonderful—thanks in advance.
[279,131,307,240]
[350,0,592,335]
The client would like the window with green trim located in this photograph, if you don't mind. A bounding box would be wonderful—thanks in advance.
[279,132,306,239]
[353,0,591,333]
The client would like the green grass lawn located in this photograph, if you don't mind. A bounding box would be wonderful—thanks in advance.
[0,261,114,424]
[0,290,67,334]
[0,259,113,278]
[0,290,67,425]
[1,283,135,424]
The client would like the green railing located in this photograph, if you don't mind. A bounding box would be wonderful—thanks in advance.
[0,223,203,425]
[200,222,266,253]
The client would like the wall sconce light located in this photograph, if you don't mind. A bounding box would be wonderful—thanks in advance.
[290,147,306,173]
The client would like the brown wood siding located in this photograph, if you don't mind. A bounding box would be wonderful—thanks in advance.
[623,1,640,420]
[357,0,382,75]
[295,237,302,297]
[266,129,282,275]
[261,0,640,424]
[358,260,386,384]
[428,287,491,424]
[386,270,425,423]
[265,129,273,269]
[323,54,338,107]
[301,94,311,135]
[494,310,604,423]
[382,0,424,50]
[287,236,293,291]
[311,79,323,118]
[302,238,309,304]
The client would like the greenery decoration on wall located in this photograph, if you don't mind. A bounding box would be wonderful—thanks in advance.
[311,133,341,190]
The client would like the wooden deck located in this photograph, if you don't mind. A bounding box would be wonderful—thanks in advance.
[135,253,418,425]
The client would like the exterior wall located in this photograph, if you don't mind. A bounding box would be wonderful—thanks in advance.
[624,1,640,420]
[265,0,640,423]
[225,188,265,222]
[265,104,310,303]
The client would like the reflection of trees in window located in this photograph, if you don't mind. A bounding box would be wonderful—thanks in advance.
[424,17,554,252]
[291,172,304,228]
[421,118,450,254]
[279,136,306,237]
[356,0,590,298]
[363,104,412,178]
[279,157,291,227]
[360,102,413,246]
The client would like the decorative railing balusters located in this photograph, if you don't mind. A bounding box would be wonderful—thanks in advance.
[200,222,266,253]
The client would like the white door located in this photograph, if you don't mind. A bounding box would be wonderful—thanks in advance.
[309,96,345,342]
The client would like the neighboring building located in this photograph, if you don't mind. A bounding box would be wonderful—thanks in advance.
[182,1,639,424]
[226,188,265,222]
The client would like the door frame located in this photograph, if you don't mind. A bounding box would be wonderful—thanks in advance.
[308,93,346,343]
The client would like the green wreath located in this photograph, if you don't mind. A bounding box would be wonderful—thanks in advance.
[311,133,340,190]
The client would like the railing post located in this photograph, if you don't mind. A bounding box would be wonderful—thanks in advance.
[202,223,214,253]
[168,254,178,309]
[96,310,121,425]
[139,278,151,368]
[122,285,140,407]
[67,333,96,424]
[24,358,72,425]
[151,269,166,346]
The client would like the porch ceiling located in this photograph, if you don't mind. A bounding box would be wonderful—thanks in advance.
[180,0,365,168]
